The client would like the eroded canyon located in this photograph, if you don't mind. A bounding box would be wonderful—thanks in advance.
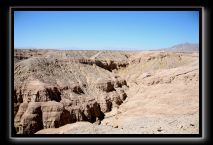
[14,49,199,134]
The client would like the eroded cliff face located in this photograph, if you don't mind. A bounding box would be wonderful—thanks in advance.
[14,52,129,134]
[14,50,199,134]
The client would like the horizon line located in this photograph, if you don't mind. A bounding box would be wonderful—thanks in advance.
[14,42,199,51]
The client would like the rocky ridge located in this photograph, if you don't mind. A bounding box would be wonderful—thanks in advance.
[14,50,129,134]
[14,49,199,134]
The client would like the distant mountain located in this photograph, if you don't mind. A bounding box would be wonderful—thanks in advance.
[161,43,199,52]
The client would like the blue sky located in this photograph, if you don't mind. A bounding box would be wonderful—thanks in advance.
[14,11,199,50]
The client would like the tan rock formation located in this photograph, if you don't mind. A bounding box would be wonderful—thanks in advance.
[14,49,199,134]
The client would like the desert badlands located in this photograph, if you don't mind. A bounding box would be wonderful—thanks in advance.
[13,47,199,134]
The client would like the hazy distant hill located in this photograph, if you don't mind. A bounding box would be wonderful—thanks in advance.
[161,43,199,52]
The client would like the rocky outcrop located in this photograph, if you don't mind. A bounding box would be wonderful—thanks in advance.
[14,58,128,134]
[96,81,116,92]
[95,89,127,113]
[96,79,127,92]
[62,58,129,72]
[14,102,29,133]
[14,99,105,134]
[16,87,62,103]
[18,102,43,134]
[64,97,104,123]
[41,101,69,129]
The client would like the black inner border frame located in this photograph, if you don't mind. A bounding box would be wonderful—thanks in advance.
[10,6,203,138]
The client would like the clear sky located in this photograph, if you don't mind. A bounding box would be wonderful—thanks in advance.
[14,11,199,50]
